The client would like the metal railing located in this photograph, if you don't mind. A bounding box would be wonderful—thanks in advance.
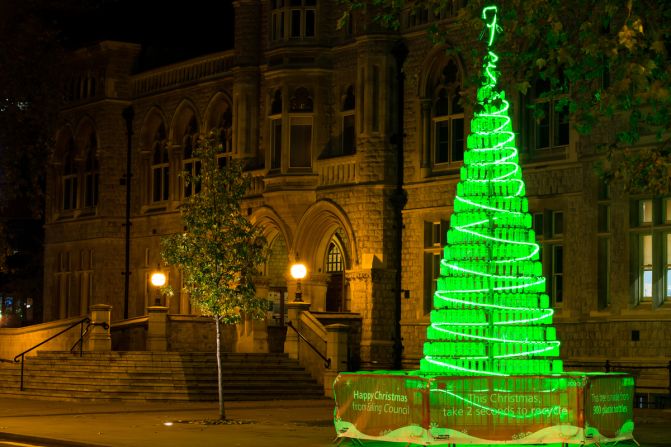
[286,321,331,368]
[12,317,109,391]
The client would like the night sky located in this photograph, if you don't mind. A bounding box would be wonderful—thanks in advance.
[22,0,235,71]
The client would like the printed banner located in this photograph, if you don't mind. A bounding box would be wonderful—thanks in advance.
[333,372,634,445]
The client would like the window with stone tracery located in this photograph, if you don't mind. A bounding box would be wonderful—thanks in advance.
[270,0,317,42]
[62,139,78,211]
[182,117,200,198]
[83,135,99,209]
[431,60,464,166]
[150,125,169,204]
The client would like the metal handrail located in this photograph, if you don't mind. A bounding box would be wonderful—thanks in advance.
[287,321,331,368]
[12,317,109,391]
[69,321,109,355]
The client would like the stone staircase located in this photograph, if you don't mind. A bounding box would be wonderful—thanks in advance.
[0,351,324,401]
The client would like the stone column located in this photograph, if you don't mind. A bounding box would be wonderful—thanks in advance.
[235,277,270,353]
[284,301,310,359]
[236,314,269,353]
[88,304,112,352]
[147,306,169,351]
[323,323,349,397]
[306,273,329,311]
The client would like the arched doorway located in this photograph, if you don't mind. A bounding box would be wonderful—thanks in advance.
[325,234,346,312]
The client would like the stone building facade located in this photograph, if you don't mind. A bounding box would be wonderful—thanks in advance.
[44,1,671,373]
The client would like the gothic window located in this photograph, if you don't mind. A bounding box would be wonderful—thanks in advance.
[325,235,346,312]
[290,87,313,112]
[269,90,283,170]
[432,60,464,165]
[151,125,169,203]
[182,117,200,198]
[62,139,78,211]
[83,135,99,209]
[216,106,233,168]
[340,85,356,155]
[326,242,343,273]
[270,0,317,41]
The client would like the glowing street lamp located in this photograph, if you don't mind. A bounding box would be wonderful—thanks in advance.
[150,271,166,305]
[290,263,307,302]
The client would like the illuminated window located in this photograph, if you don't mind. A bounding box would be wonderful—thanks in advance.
[631,198,671,305]
[432,60,464,166]
[270,0,316,41]
[326,242,343,273]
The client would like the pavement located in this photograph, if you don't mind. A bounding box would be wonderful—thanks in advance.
[0,397,669,447]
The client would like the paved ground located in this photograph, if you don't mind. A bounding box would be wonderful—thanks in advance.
[0,397,668,446]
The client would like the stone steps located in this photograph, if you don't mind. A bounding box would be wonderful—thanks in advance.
[0,351,324,401]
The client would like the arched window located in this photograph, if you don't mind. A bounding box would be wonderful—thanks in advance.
[325,235,347,312]
[326,241,343,273]
[290,87,313,112]
[62,139,78,211]
[216,105,233,168]
[182,117,200,198]
[83,135,99,209]
[341,85,356,155]
[151,125,169,203]
[432,60,464,165]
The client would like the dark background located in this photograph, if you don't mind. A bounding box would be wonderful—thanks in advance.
[3,0,235,70]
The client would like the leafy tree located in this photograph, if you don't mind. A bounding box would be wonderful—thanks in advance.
[161,133,268,420]
[339,0,671,195]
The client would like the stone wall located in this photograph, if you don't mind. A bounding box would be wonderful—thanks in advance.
[0,317,86,361]
[41,0,671,378]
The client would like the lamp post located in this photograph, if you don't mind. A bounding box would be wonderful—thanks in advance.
[150,271,166,306]
[290,263,307,303]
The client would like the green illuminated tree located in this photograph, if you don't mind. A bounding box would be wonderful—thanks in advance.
[338,0,671,195]
[420,6,562,377]
[161,134,268,419]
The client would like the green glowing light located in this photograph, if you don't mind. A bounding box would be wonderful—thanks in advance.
[431,388,563,420]
[419,5,563,377]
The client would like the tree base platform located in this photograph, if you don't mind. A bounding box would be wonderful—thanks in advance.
[333,371,635,445]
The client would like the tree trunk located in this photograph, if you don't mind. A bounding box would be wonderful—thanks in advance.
[215,315,226,420]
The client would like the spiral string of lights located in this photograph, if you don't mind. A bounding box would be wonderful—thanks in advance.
[420,5,563,377]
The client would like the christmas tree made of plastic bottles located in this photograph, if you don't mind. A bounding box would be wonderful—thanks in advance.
[419,5,563,378]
